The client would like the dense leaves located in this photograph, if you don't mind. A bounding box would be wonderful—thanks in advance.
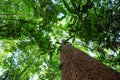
[62,0,120,49]
[0,0,61,80]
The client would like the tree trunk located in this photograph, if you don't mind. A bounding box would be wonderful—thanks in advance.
[60,44,120,80]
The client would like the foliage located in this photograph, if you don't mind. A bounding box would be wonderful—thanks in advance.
[0,0,120,80]
[0,0,61,80]
[60,0,120,72]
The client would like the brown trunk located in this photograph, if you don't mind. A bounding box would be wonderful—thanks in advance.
[60,44,120,80]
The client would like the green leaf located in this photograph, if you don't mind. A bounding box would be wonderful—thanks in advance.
[62,0,74,14]
[55,4,67,15]
[70,0,77,12]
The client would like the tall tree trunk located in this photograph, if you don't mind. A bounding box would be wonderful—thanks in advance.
[60,44,120,80]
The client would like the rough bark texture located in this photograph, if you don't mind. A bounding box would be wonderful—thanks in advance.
[60,44,120,80]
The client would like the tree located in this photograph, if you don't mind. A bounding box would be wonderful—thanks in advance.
[60,43,120,80]
[60,0,120,72]
[0,0,120,79]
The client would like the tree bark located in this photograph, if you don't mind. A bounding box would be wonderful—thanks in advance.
[60,44,120,80]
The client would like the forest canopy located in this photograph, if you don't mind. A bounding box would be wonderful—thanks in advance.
[0,0,120,80]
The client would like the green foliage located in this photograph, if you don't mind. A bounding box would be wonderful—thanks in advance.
[0,0,61,79]
[0,0,120,79]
